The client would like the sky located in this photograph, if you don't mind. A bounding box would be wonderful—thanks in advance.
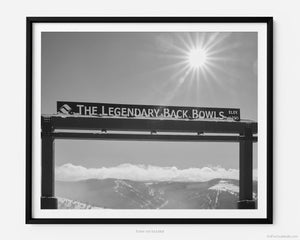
[41,32,257,172]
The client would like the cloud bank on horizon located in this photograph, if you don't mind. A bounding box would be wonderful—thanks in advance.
[55,163,258,182]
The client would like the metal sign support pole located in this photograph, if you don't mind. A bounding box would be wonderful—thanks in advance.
[41,116,57,209]
[238,124,256,209]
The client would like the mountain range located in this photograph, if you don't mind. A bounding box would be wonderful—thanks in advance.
[56,178,257,209]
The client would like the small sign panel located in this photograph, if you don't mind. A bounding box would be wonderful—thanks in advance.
[57,101,240,121]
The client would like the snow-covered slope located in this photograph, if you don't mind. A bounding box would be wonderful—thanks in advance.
[57,197,101,209]
[209,180,257,199]
[209,180,239,195]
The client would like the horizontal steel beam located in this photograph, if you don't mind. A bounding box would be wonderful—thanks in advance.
[52,132,258,142]
[44,116,257,134]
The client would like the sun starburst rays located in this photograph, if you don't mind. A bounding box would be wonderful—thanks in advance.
[146,32,239,105]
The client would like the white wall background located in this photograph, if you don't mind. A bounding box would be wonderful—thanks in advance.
[0,0,299,239]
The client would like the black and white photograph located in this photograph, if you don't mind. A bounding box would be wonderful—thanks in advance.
[26,17,272,224]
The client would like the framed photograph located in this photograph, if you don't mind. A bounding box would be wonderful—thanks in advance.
[26,17,273,224]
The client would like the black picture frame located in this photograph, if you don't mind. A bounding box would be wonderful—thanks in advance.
[26,16,273,224]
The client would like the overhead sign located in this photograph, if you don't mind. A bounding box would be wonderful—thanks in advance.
[57,101,240,121]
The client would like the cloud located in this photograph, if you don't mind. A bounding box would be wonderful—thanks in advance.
[55,163,258,182]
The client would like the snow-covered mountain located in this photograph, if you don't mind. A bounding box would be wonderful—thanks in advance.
[56,178,257,209]
[57,197,101,209]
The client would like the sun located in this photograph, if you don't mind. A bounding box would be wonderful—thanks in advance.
[152,32,235,104]
[187,48,208,69]
[154,32,234,101]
